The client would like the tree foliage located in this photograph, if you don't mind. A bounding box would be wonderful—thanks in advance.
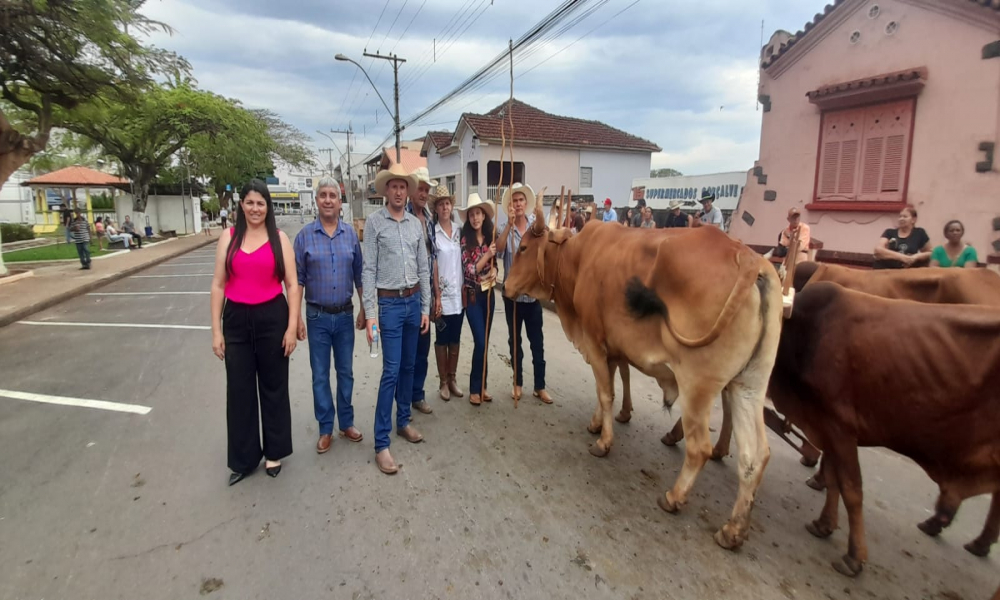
[0,0,184,185]
[650,168,683,178]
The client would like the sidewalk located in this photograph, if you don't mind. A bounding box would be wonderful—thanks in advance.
[0,234,217,328]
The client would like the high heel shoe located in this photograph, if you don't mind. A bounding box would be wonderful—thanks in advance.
[228,472,248,486]
[265,464,281,478]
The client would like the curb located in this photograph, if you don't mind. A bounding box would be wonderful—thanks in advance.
[0,237,216,329]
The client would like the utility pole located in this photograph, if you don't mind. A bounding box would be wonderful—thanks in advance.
[331,126,354,211]
[361,52,406,164]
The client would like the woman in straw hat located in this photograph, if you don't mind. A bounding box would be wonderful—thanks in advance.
[459,193,497,406]
[430,183,465,401]
[496,183,552,404]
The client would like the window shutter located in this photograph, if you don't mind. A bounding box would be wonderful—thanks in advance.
[858,99,913,202]
[816,108,864,200]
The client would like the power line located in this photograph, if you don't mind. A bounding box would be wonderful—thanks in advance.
[365,0,393,50]
[376,0,409,53]
[397,0,481,89]
[400,0,492,94]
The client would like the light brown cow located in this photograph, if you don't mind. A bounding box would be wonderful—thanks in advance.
[504,199,783,549]
[770,282,1000,576]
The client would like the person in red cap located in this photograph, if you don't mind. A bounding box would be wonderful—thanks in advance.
[778,207,811,264]
[602,198,617,223]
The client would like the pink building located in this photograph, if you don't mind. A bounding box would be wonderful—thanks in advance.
[729,0,1000,266]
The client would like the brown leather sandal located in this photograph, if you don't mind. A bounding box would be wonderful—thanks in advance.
[469,394,482,406]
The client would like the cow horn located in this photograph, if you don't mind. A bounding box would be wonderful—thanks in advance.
[532,187,547,235]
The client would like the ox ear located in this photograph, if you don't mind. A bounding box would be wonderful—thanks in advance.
[548,228,572,245]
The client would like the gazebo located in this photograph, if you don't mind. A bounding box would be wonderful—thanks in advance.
[21,166,129,234]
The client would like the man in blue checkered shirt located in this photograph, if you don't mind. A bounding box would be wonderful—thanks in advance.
[405,167,439,415]
[294,178,365,455]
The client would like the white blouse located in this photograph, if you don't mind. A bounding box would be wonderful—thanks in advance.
[434,219,464,315]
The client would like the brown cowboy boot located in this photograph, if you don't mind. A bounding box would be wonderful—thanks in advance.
[447,344,464,397]
[435,345,450,401]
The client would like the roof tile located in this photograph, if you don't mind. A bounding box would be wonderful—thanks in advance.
[24,166,129,187]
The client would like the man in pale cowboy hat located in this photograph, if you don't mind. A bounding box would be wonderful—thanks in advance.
[664,199,690,228]
[495,183,553,405]
[362,163,431,475]
[602,198,617,223]
[694,191,723,228]
[405,167,438,415]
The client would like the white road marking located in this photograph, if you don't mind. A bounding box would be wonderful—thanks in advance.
[158,262,215,266]
[88,292,210,296]
[17,321,210,330]
[0,389,152,415]
[132,274,213,278]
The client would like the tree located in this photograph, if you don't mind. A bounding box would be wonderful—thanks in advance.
[60,83,246,212]
[0,0,180,186]
[650,168,683,178]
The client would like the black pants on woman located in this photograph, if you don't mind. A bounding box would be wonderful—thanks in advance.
[223,294,293,474]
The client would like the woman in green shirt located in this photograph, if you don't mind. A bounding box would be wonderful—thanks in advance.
[930,220,979,268]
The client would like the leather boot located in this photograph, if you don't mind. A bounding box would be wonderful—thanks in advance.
[447,344,464,397]
[435,345,450,401]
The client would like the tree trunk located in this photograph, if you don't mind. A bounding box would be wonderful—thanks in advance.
[0,104,51,188]
[0,147,33,188]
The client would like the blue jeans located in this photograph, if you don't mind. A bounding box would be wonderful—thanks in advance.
[409,329,432,403]
[375,294,421,453]
[503,297,546,390]
[75,242,91,267]
[306,305,356,435]
[465,289,496,395]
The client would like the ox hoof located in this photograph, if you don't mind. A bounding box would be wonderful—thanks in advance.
[714,526,745,551]
[800,455,820,468]
[832,555,864,578]
[657,493,682,514]
[587,423,603,435]
[710,447,729,462]
[588,443,610,458]
[615,411,631,424]
[661,432,681,447]
[916,518,943,538]
[805,475,826,492]
[806,520,834,539]
[964,539,992,557]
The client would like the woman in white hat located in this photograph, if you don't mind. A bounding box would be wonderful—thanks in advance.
[430,184,465,400]
[459,193,497,406]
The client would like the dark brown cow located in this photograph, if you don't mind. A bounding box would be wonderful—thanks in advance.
[770,282,1000,576]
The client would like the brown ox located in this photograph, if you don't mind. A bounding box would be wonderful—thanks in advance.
[504,199,783,549]
[771,282,1000,576]
[662,261,1000,557]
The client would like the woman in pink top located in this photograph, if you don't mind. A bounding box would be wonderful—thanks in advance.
[210,180,301,486]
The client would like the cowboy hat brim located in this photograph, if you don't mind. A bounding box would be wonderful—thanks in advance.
[374,166,418,197]
[458,198,495,220]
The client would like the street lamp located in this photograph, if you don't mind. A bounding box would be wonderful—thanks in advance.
[335,52,405,164]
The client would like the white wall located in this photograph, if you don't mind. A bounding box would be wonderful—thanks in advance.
[115,194,199,235]
[0,170,34,223]
[427,148,461,191]
[580,150,651,206]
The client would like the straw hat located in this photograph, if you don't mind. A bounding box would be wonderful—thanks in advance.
[411,167,437,189]
[500,182,536,215]
[429,183,455,209]
[373,163,417,196]
[458,193,495,220]
[668,200,683,210]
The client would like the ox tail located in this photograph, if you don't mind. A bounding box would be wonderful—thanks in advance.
[625,250,761,348]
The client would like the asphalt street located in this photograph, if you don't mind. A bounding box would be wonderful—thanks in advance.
[0,217,995,600]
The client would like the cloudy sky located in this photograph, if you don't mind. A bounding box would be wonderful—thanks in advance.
[140,0,820,175]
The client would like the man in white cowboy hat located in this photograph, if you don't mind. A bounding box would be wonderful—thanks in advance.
[694,191,723,228]
[405,166,438,415]
[495,183,553,405]
[664,199,690,228]
[362,163,431,475]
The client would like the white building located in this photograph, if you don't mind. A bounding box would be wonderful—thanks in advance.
[422,99,660,208]
[630,171,748,226]
[0,168,34,223]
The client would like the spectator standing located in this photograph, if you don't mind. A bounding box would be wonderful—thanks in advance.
[210,179,301,486]
[406,167,438,415]
[60,203,73,243]
[602,198,617,223]
[664,200,690,228]
[496,183,553,405]
[430,184,465,401]
[460,193,498,406]
[293,178,365,455]
[94,217,106,250]
[778,207,811,264]
[220,206,229,229]
[695,192,723,228]
[873,205,932,269]
[930,220,979,268]
[69,209,92,270]
[362,164,431,475]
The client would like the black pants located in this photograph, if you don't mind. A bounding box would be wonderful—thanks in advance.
[223,294,293,473]
[503,297,546,390]
[128,232,142,247]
